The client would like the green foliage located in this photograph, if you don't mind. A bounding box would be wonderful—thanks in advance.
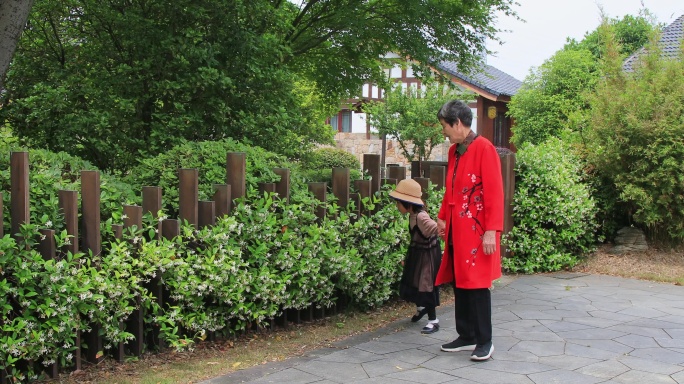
[2,180,415,379]
[299,147,361,184]
[503,138,599,274]
[0,146,138,235]
[124,138,301,216]
[1,0,517,173]
[509,49,599,147]
[363,81,468,162]
[564,13,655,60]
[0,0,334,172]
[509,14,656,148]
[584,23,684,241]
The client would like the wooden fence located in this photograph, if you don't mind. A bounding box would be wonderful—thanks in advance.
[1,151,514,381]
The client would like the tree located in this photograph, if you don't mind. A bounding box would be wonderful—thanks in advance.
[0,0,34,92]
[0,0,517,172]
[508,13,655,147]
[585,22,684,242]
[363,80,469,168]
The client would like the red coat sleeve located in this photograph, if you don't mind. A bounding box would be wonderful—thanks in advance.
[481,143,504,232]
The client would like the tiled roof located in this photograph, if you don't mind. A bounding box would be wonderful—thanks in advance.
[623,14,684,72]
[436,61,522,97]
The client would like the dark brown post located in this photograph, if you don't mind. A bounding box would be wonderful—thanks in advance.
[430,165,446,191]
[332,168,350,210]
[123,205,144,358]
[258,183,276,195]
[500,153,516,259]
[386,166,406,182]
[80,170,103,364]
[382,178,397,187]
[198,201,216,229]
[142,186,162,239]
[226,152,246,201]
[81,171,101,257]
[112,224,123,239]
[123,205,143,233]
[10,151,29,241]
[308,182,327,221]
[354,180,372,216]
[350,193,360,222]
[179,169,198,227]
[414,177,430,206]
[213,185,232,218]
[162,219,180,240]
[38,229,55,260]
[273,168,290,203]
[363,154,381,197]
[58,190,79,254]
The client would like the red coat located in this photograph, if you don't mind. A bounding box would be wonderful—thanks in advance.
[435,136,504,289]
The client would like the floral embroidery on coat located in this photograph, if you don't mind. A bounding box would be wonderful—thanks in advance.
[459,173,485,269]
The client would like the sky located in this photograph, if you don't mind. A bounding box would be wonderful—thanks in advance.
[486,0,684,81]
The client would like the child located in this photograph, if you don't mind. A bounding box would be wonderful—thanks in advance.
[390,178,442,334]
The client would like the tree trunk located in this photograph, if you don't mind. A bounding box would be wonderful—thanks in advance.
[0,0,34,92]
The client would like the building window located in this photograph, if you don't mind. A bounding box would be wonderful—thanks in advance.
[329,111,352,132]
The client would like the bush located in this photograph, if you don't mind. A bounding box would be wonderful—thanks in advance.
[503,138,600,273]
[585,34,684,242]
[124,139,304,216]
[299,147,362,184]
[0,147,138,233]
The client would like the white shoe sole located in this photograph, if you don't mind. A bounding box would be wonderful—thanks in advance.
[440,344,476,352]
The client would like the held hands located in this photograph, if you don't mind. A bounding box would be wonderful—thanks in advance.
[483,230,496,255]
[437,218,446,240]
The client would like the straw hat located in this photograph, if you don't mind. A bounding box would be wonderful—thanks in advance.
[389,179,424,206]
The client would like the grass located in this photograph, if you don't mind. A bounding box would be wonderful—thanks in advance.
[44,245,684,383]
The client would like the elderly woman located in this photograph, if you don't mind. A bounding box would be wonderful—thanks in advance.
[434,100,504,361]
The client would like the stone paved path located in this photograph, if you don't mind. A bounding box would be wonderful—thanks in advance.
[203,273,684,384]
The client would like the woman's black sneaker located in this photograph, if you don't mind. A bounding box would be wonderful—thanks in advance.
[470,342,494,361]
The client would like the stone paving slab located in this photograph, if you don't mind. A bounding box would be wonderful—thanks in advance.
[202,273,684,384]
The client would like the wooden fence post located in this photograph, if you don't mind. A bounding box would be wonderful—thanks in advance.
[258,182,276,196]
[429,165,446,191]
[363,154,381,197]
[413,177,430,207]
[38,228,60,378]
[213,185,232,218]
[353,180,371,216]
[81,170,103,364]
[10,152,29,241]
[198,201,216,229]
[500,153,516,259]
[179,169,198,228]
[142,186,162,239]
[109,224,125,362]
[332,168,350,210]
[142,186,164,348]
[386,166,406,182]
[123,205,144,358]
[307,183,327,221]
[58,190,79,254]
[226,152,246,201]
[273,168,290,203]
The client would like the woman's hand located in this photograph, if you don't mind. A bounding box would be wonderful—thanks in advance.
[483,230,496,255]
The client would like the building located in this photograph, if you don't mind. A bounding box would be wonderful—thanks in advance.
[330,54,522,168]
